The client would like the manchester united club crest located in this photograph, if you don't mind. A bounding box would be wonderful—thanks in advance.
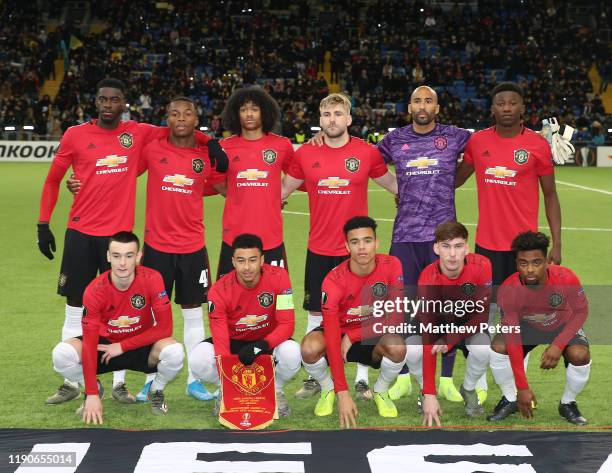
[549,292,563,308]
[434,136,448,150]
[372,282,388,298]
[58,273,67,287]
[118,132,133,149]
[230,362,268,395]
[345,157,360,173]
[514,148,530,165]
[460,282,476,296]
[262,149,277,164]
[258,292,274,308]
[192,158,204,174]
[130,294,146,310]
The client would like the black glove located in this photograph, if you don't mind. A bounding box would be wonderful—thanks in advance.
[37,223,56,260]
[238,340,269,365]
[207,139,229,173]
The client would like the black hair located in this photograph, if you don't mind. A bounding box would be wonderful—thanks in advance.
[343,216,377,237]
[491,81,524,101]
[511,231,550,256]
[221,87,280,135]
[232,233,264,255]
[167,96,195,110]
[109,231,140,250]
[96,78,127,95]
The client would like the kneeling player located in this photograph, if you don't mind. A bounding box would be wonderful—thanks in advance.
[300,216,406,427]
[190,234,301,417]
[488,231,591,425]
[51,232,184,423]
[403,222,492,427]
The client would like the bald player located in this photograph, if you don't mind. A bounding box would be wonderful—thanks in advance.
[377,85,476,403]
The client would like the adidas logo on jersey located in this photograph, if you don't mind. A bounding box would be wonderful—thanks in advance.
[312,161,321,168]
[87,143,96,149]
[482,150,490,157]
[159,157,168,164]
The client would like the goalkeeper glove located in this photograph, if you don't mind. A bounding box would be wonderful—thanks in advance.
[238,340,269,365]
[207,139,229,172]
[542,117,575,165]
[37,223,56,260]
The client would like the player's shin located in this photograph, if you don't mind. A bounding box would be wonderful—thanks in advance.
[561,362,591,404]
[151,343,185,392]
[463,344,490,391]
[181,306,205,384]
[373,357,404,393]
[489,349,517,401]
[404,339,423,389]
[302,357,334,392]
[62,304,83,340]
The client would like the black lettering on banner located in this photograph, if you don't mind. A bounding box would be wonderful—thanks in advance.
[7,145,18,157]
[0,146,4,155]
[48,146,58,158]
[34,146,47,158]
[19,145,33,158]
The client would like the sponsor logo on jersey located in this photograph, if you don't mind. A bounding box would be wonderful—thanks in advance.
[236,169,269,186]
[485,166,517,178]
[317,177,351,195]
[372,282,388,297]
[262,149,277,164]
[345,157,360,172]
[346,305,374,323]
[523,313,557,325]
[236,314,268,327]
[549,292,564,308]
[108,315,141,327]
[130,294,146,309]
[163,174,194,187]
[407,157,438,169]
[258,292,274,308]
[192,158,204,173]
[118,132,133,148]
[514,148,530,165]
[460,282,476,296]
[96,155,128,167]
[434,136,448,150]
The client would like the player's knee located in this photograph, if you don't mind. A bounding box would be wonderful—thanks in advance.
[275,340,302,372]
[380,336,406,363]
[189,342,217,381]
[52,341,80,372]
[159,342,184,371]
[565,345,590,366]
[490,334,507,355]
[467,344,490,365]
[300,335,324,364]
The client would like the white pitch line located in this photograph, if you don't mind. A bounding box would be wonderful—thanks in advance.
[556,180,612,196]
[282,211,612,232]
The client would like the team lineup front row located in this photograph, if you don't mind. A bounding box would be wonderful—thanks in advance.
[50,217,591,428]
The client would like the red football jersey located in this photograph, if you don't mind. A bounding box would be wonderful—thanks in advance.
[209,134,294,250]
[142,137,212,253]
[463,127,553,251]
[499,265,588,390]
[288,138,388,256]
[207,264,295,356]
[321,254,404,392]
[417,253,492,395]
[39,120,159,236]
[81,266,172,395]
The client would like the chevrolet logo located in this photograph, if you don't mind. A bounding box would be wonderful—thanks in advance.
[108,315,140,327]
[347,305,374,316]
[485,166,517,178]
[236,314,268,326]
[318,177,350,188]
[407,157,438,168]
[163,174,194,186]
[237,169,268,180]
[96,155,127,167]
[523,313,555,323]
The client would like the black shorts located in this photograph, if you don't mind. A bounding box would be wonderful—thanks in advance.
[519,323,589,359]
[58,229,111,298]
[475,244,516,301]
[216,241,288,280]
[77,336,157,374]
[203,337,275,356]
[313,326,382,369]
[142,243,211,305]
[303,250,349,311]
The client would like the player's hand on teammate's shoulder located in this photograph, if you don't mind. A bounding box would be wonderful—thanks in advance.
[66,173,81,195]
[547,245,561,265]
[422,394,442,427]
[540,344,562,370]
[307,131,325,147]
[337,391,358,428]
[83,395,104,425]
[517,389,537,419]
[37,222,56,260]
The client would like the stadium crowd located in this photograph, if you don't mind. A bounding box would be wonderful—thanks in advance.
[0,0,610,142]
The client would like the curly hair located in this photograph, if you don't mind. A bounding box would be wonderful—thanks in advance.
[511,231,550,255]
[221,87,280,135]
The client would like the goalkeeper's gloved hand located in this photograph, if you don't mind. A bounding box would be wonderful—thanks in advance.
[238,340,269,365]
[542,117,575,165]
[37,223,56,260]
[207,139,229,173]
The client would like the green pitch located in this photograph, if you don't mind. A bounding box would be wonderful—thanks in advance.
[1,163,611,431]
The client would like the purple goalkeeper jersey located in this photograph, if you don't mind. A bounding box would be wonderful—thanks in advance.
[378,123,471,243]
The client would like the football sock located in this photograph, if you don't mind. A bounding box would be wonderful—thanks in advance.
[561,362,591,404]
[404,338,423,388]
[303,357,334,392]
[188,342,218,384]
[355,363,369,384]
[52,342,84,385]
[374,357,404,393]
[273,340,301,389]
[182,306,205,384]
[112,370,126,387]
[145,373,156,384]
[489,349,516,402]
[62,304,83,340]
[151,343,184,392]
[306,312,322,333]
[463,345,489,391]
